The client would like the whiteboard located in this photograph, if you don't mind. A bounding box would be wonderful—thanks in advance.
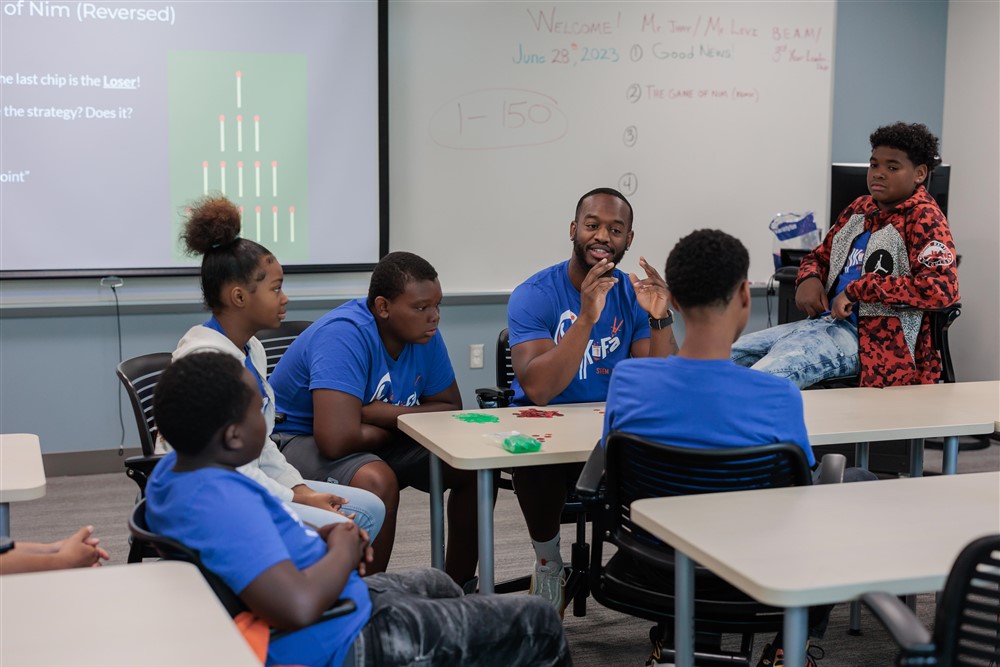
[389,1,836,288]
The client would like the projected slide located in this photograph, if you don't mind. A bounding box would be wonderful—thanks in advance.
[168,53,309,261]
[0,1,380,275]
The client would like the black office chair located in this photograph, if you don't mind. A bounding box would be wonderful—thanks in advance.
[862,533,1000,666]
[116,352,173,562]
[474,328,591,617]
[577,433,845,666]
[256,320,312,377]
[128,499,356,637]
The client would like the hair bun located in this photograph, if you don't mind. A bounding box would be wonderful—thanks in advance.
[181,196,242,256]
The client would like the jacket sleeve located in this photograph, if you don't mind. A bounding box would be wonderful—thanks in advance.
[795,198,862,287]
[844,204,960,309]
[237,453,297,503]
[253,439,305,499]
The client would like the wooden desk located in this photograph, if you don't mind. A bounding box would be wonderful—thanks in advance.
[0,433,46,537]
[398,403,604,592]
[0,561,261,666]
[631,472,1000,667]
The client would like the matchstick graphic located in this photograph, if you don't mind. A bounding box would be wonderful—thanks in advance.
[236,115,243,153]
[202,161,209,195]
[254,115,260,152]
[272,160,278,198]
[235,71,242,109]
[237,161,244,197]
[254,160,261,197]
[289,206,296,243]
[220,161,226,195]
[255,205,261,241]
[272,205,278,243]
[219,115,225,152]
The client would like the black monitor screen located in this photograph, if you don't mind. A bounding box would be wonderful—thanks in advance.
[830,163,951,229]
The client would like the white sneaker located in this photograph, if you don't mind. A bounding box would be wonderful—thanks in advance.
[529,560,566,618]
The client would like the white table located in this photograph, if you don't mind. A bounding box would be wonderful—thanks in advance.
[0,561,261,666]
[398,403,605,592]
[399,382,999,592]
[0,433,46,537]
[803,382,999,475]
[631,472,1000,667]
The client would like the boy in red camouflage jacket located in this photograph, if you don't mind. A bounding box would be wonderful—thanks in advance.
[732,122,959,388]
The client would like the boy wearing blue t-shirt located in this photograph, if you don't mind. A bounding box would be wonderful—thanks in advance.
[604,229,873,667]
[270,252,483,584]
[146,352,571,667]
[507,187,678,613]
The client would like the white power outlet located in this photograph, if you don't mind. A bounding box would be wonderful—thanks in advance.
[470,343,485,369]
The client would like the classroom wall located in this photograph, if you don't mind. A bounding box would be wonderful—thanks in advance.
[2,0,995,463]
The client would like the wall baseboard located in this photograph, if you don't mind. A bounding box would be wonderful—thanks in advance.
[43,447,143,477]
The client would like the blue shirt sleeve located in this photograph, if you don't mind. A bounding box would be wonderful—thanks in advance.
[307,320,373,401]
[507,282,554,347]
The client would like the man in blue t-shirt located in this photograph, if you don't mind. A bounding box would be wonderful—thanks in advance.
[270,252,482,584]
[603,229,872,667]
[507,187,678,614]
[147,352,571,667]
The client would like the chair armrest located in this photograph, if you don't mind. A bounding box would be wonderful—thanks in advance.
[815,453,846,485]
[474,387,514,409]
[575,441,605,504]
[774,266,800,285]
[270,598,358,640]
[124,454,164,493]
[860,592,934,655]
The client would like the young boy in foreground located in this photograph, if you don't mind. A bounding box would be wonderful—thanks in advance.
[146,352,572,667]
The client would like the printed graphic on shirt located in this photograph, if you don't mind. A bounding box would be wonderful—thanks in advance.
[917,240,955,268]
[843,245,865,274]
[370,372,419,407]
[864,249,894,276]
[554,309,621,380]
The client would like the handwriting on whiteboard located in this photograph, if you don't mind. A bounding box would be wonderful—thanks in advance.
[428,88,568,150]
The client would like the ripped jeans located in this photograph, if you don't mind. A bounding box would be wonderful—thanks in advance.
[731,316,859,389]
[350,569,572,667]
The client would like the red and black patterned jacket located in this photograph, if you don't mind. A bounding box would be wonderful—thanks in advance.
[796,186,960,387]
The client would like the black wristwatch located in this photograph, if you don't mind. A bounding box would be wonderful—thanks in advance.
[648,311,674,330]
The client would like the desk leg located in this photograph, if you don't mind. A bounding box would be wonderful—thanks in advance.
[855,442,869,470]
[942,436,959,475]
[0,503,8,538]
[477,469,495,594]
[429,454,444,570]
[783,607,809,667]
[909,439,924,478]
[674,551,695,667]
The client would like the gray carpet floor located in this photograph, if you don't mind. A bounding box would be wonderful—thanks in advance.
[8,440,999,666]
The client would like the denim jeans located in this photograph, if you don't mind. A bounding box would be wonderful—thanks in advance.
[731,316,859,389]
[356,569,572,667]
[290,480,386,541]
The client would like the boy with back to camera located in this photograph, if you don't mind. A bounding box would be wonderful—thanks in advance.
[604,229,875,667]
[146,352,572,667]
[732,122,959,388]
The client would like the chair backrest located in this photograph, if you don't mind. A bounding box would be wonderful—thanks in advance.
[496,328,514,390]
[128,499,249,617]
[256,320,312,377]
[931,305,961,384]
[116,353,173,457]
[934,533,1000,664]
[603,432,813,545]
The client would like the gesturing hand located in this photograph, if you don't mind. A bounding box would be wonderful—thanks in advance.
[579,259,618,325]
[630,255,670,319]
[830,290,855,320]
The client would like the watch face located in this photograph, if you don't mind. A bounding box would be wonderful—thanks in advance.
[0,536,14,554]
